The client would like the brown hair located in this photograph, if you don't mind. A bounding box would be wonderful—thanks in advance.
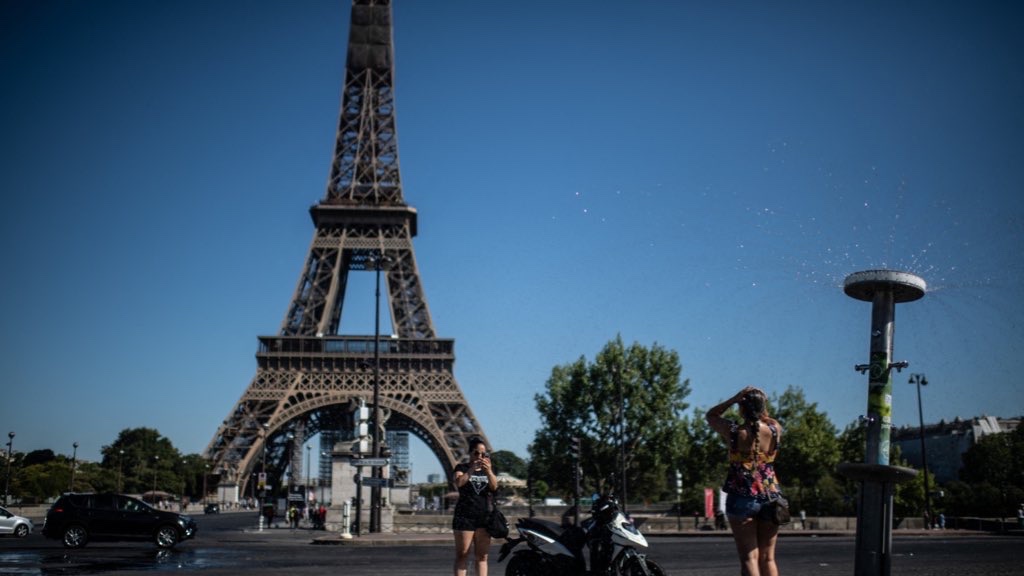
[740,389,768,459]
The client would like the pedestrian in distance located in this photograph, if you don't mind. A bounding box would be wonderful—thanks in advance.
[706,386,785,576]
[451,437,498,576]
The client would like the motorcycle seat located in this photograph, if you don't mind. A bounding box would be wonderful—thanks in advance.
[518,517,565,537]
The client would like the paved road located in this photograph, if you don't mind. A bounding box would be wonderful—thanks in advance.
[1,512,1020,575]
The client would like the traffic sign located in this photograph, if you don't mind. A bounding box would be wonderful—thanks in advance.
[359,477,390,488]
[356,458,390,467]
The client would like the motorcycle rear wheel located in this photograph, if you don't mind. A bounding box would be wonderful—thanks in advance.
[623,557,666,576]
[505,554,535,576]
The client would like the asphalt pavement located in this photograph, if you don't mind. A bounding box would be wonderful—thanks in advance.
[2,511,1021,575]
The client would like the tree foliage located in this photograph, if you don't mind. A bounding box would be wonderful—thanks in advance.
[530,336,690,502]
[4,427,208,504]
[772,386,840,494]
[491,450,527,479]
[100,427,184,496]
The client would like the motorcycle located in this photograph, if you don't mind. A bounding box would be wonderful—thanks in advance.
[497,494,666,576]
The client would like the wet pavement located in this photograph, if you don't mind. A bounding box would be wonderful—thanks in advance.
[2,512,1021,575]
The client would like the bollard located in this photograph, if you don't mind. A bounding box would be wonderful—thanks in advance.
[340,500,352,539]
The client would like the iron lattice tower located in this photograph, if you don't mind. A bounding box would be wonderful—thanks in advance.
[205,0,487,496]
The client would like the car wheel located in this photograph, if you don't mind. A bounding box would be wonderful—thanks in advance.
[14,524,29,538]
[62,524,88,548]
[154,525,179,548]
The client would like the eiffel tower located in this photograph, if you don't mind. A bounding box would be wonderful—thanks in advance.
[205,0,488,501]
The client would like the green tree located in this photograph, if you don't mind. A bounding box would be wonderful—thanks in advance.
[679,408,727,491]
[100,428,182,496]
[958,422,1024,518]
[23,449,56,467]
[491,450,527,479]
[960,424,1023,487]
[18,459,72,502]
[670,408,729,515]
[530,336,690,502]
[835,419,866,515]
[771,386,840,513]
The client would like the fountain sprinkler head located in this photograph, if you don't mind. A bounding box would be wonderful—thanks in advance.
[843,269,926,303]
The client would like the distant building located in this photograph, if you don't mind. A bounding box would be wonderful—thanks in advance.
[891,415,1021,483]
[386,430,410,486]
[426,473,443,484]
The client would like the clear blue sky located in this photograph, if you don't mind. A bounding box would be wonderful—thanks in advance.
[3,0,1022,484]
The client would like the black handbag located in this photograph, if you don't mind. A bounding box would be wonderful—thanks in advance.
[486,498,509,539]
[758,495,791,526]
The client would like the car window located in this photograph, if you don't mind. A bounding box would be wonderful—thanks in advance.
[119,496,146,513]
[93,494,117,510]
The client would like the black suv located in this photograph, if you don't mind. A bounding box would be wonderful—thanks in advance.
[43,493,197,549]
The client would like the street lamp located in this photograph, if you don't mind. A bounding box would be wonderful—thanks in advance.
[259,423,269,531]
[306,445,311,504]
[203,464,209,505]
[4,431,14,506]
[286,432,295,490]
[368,249,392,533]
[321,450,329,504]
[152,455,160,502]
[70,442,79,491]
[615,366,627,515]
[117,449,124,493]
[909,373,932,528]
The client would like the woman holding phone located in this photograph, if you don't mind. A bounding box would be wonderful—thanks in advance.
[452,437,498,576]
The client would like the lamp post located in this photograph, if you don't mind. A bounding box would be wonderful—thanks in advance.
[909,373,932,528]
[306,445,311,505]
[368,250,392,533]
[259,423,269,531]
[4,431,14,506]
[117,449,124,493]
[203,464,209,506]
[286,432,295,490]
[70,442,79,491]
[615,366,627,515]
[321,450,329,504]
[152,455,159,501]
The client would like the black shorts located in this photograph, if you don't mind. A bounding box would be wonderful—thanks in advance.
[452,512,487,531]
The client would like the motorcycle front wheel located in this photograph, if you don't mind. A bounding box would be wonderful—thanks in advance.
[623,557,666,576]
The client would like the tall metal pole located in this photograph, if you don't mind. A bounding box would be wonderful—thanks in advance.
[370,250,385,533]
[152,454,159,500]
[117,449,124,493]
[4,432,14,506]
[617,368,627,514]
[306,445,311,505]
[909,373,932,527]
[259,424,268,531]
[841,270,925,576]
[70,442,79,491]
